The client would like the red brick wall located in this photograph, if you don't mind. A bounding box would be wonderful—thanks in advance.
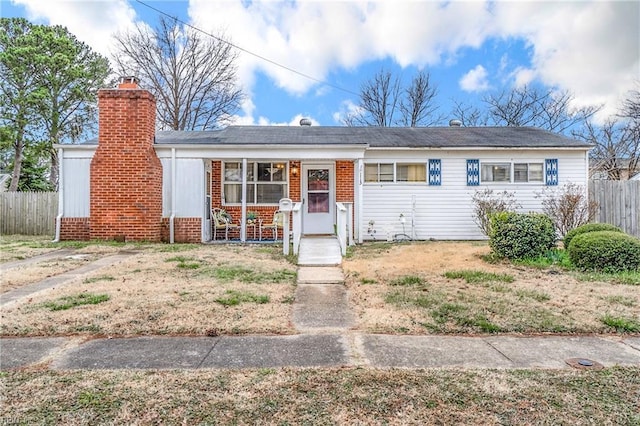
[161,218,202,243]
[289,160,301,202]
[89,85,163,242]
[336,160,354,202]
[59,218,90,241]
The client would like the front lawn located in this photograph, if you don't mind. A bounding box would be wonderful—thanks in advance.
[344,241,639,334]
[2,367,638,425]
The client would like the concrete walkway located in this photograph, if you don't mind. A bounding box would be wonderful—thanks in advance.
[292,237,354,332]
[0,252,136,308]
[2,334,639,370]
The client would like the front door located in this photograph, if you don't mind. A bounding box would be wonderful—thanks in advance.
[302,163,335,234]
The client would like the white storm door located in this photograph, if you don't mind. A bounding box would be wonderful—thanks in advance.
[302,163,335,234]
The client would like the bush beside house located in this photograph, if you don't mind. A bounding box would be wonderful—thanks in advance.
[489,212,556,260]
[563,222,624,249]
[568,231,640,273]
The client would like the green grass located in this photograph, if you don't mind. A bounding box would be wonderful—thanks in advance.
[443,270,514,284]
[202,265,296,284]
[360,278,377,285]
[40,293,110,311]
[604,295,636,307]
[83,275,116,284]
[165,255,202,269]
[575,270,640,285]
[389,275,424,286]
[513,249,573,269]
[601,315,640,333]
[515,289,551,302]
[215,290,270,306]
[385,289,444,309]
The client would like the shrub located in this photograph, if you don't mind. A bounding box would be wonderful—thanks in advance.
[489,212,556,260]
[563,222,623,249]
[538,183,598,237]
[568,231,640,273]
[471,189,521,237]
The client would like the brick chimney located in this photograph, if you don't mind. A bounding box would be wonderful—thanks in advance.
[89,76,163,241]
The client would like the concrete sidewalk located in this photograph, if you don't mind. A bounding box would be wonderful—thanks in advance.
[2,334,639,371]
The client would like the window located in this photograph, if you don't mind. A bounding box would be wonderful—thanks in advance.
[365,163,394,182]
[223,162,288,204]
[475,161,546,184]
[397,164,426,182]
[514,163,543,182]
[481,163,511,182]
[365,163,427,183]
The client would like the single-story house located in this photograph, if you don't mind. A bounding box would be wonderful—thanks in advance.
[54,78,592,245]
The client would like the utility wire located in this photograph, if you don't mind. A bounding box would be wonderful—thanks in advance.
[133,0,360,97]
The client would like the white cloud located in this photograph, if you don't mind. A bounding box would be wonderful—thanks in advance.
[459,65,490,92]
[11,0,138,57]
[492,1,639,122]
[16,0,639,124]
[332,99,363,124]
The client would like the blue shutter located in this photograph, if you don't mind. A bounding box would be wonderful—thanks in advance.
[467,159,480,186]
[545,159,558,186]
[428,159,441,186]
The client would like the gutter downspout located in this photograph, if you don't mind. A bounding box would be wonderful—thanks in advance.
[53,147,64,242]
[169,148,176,244]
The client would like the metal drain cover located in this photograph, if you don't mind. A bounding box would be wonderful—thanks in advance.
[565,358,604,370]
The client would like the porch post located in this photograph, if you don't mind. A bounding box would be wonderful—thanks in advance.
[241,158,247,242]
[356,159,364,243]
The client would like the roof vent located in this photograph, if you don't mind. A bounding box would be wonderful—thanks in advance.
[299,118,312,126]
[449,119,462,127]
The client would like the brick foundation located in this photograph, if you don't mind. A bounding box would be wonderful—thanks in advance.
[161,217,202,243]
[59,218,90,241]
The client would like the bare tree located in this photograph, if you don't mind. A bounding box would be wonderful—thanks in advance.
[345,69,441,127]
[399,71,442,126]
[450,100,488,127]
[574,86,640,180]
[112,17,243,131]
[484,85,599,134]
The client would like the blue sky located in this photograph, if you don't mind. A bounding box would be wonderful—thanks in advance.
[2,0,638,127]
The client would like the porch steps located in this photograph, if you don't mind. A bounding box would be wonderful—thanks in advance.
[297,236,342,266]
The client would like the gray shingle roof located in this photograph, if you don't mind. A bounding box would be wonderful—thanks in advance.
[153,126,591,149]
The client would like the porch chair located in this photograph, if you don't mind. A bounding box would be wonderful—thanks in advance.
[212,208,239,240]
[259,210,285,241]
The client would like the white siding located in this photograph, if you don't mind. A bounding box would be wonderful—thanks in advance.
[161,158,205,218]
[360,149,588,240]
[63,157,91,217]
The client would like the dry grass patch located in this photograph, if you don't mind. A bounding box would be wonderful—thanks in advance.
[1,244,297,337]
[344,241,640,334]
[2,367,638,424]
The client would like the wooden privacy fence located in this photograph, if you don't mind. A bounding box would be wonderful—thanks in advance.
[0,192,58,236]
[589,180,639,238]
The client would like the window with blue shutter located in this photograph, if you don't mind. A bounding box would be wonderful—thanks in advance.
[428,159,441,186]
[467,159,480,186]
[545,159,558,186]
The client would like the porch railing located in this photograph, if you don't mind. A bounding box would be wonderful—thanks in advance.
[291,202,303,255]
[336,202,348,256]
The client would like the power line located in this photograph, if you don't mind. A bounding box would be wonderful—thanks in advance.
[133,0,360,97]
